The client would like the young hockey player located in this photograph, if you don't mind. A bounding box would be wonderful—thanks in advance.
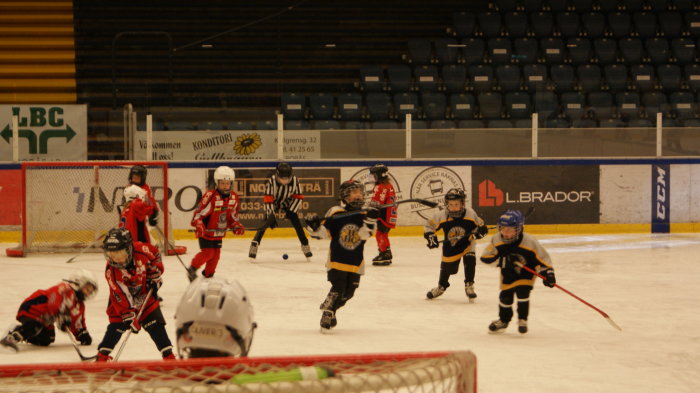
[368,164,397,266]
[480,209,557,334]
[120,184,156,244]
[175,277,256,358]
[249,162,311,260]
[0,270,98,353]
[96,227,174,360]
[128,165,159,228]
[305,180,379,332]
[188,166,245,280]
[424,188,488,301]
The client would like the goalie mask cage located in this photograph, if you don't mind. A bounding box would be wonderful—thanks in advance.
[5,161,185,257]
[0,351,476,393]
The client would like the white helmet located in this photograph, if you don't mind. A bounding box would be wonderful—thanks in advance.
[213,166,235,183]
[123,184,147,202]
[64,269,99,301]
[175,277,256,358]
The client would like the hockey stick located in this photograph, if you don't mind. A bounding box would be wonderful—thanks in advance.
[66,331,97,361]
[153,226,189,272]
[327,198,439,220]
[113,289,153,361]
[66,234,107,263]
[516,262,622,331]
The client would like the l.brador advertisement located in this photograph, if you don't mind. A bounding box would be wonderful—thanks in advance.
[471,165,600,224]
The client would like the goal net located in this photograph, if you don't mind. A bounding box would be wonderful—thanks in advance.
[5,161,185,257]
[0,351,476,393]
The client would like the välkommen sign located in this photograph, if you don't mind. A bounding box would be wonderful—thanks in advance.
[0,105,87,161]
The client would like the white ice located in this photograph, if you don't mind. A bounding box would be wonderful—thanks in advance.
[1,233,699,393]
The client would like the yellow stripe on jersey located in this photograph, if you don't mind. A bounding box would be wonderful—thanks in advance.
[442,248,470,263]
[327,261,364,273]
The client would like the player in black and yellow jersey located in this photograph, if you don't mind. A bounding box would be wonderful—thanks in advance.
[423,188,488,301]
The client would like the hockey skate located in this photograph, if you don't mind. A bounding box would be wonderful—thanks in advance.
[301,244,312,260]
[320,310,336,332]
[249,241,259,260]
[518,319,528,334]
[186,266,198,282]
[464,282,477,302]
[426,285,446,299]
[0,332,20,353]
[488,319,509,333]
[372,248,392,266]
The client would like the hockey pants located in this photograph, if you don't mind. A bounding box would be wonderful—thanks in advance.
[375,221,391,252]
[322,270,361,312]
[12,317,55,346]
[437,253,477,288]
[497,286,532,322]
[191,238,222,277]
[97,307,173,358]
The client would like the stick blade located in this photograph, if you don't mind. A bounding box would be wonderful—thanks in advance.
[606,316,622,331]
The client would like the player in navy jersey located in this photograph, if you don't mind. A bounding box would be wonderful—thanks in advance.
[249,162,311,260]
[423,188,488,301]
[305,180,378,332]
[480,209,556,334]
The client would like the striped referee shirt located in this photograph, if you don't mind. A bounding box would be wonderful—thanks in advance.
[263,175,303,214]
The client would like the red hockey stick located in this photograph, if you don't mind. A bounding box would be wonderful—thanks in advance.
[517,262,622,331]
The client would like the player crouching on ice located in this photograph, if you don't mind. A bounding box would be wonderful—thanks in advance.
[188,166,245,281]
[424,188,488,301]
[0,270,98,353]
[96,227,175,360]
[175,277,256,358]
[480,209,556,334]
[305,180,379,332]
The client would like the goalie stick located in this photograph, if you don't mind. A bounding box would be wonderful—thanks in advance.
[66,331,97,362]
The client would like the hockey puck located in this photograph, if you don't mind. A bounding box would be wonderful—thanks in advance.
[282,254,289,260]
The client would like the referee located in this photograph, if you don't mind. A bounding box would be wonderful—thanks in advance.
[249,162,312,260]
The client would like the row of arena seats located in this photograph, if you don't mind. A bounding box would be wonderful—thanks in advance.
[406,36,700,66]
[282,90,700,121]
[360,63,700,93]
[442,10,700,43]
[137,119,277,131]
[284,117,700,130]
[487,0,698,13]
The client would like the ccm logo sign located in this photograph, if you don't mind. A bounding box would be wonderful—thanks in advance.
[655,166,667,220]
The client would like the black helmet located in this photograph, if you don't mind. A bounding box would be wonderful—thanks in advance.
[275,162,292,178]
[129,165,147,186]
[444,188,466,218]
[369,164,389,180]
[339,180,364,210]
[102,227,134,269]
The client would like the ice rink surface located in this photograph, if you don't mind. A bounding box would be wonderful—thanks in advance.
[1,233,699,393]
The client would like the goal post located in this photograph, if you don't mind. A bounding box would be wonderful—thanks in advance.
[5,161,185,257]
[0,351,477,393]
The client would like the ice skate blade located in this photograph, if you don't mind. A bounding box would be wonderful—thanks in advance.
[488,329,507,334]
[0,344,18,353]
[320,327,333,334]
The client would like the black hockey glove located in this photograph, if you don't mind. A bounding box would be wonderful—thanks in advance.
[424,232,439,249]
[474,225,489,239]
[306,215,322,232]
[365,207,380,220]
[76,329,92,345]
[148,278,163,297]
[542,268,556,288]
[148,210,159,227]
[363,207,378,229]
[266,213,278,230]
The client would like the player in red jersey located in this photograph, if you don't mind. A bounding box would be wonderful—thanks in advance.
[95,227,174,361]
[368,164,397,266]
[187,166,245,280]
[120,184,156,244]
[128,165,160,228]
[0,270,98,353]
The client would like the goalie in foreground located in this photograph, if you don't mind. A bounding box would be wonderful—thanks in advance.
[175,276,256,358]
[0,270,98,353]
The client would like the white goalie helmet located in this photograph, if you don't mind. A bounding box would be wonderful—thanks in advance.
[64,269,99,301]
[213,166,235,183]
[175,277,256,358]
[123,184,146,202]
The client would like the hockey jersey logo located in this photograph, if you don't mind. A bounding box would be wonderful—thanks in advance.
[447,226,466,247]
[338,223,362,250]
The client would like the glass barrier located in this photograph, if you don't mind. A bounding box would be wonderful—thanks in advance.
[538,126,657,158]
[412,128,531,159]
